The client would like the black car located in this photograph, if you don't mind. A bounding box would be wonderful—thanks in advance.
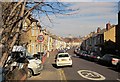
[79,50,88,58]
[74,48,80,56]
[98,54,117,66]
[58,50,66,53]
[88,52,101,62]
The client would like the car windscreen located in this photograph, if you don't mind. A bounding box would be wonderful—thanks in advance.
[58,54,69,58]
[92,53,98,56]
[58,50,65,53]
[27,56,34,60]
[111,55,120,59]
[83,51,87,54]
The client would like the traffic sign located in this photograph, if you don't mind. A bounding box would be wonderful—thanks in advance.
[37,34,44,42]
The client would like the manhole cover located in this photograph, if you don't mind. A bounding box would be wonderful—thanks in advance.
[78,70,106,80]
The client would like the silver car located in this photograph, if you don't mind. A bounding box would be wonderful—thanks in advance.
[27,56,43,78]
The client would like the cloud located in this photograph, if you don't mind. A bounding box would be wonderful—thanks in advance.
[67,2,118,15]
[118,1,120,11]
[44,0,119,2]
[59,0,93,2]
[94,0,119,2]
[61,0,119,2]
[52,15,117,36]
[39,2,118,37]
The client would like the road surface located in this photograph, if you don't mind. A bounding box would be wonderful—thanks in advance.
[28,48,120,82]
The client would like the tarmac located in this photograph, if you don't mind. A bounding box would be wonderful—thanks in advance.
[27,50,66,81]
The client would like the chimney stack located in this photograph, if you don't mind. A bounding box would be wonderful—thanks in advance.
[106,22,111,30]
[97,27,101,33]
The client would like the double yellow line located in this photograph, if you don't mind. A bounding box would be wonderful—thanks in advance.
[58,69,67,82]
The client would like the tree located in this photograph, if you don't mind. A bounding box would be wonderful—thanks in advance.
[0,0,77,80]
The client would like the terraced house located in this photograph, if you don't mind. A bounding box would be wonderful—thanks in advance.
[116,9,120,53]
[81,21,119,55]
[20,16,42,55]
[20,16,67,57]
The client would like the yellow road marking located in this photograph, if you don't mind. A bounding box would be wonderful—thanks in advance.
[61,70,67,80]
[58,69,63,80]
[58,69,67,82]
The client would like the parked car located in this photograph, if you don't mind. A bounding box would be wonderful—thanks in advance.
[64,48,68,52]
[116,61,120,72]
[74,47,80,56]
[58,50,66,53]
[55,53,72,67]
[79,51,88,58]
[88,52,101,62]
[111,55,120,65]
[27,56,43,78]
[66,46,70,50]
[98,54,117,66]
[111,55,120,70]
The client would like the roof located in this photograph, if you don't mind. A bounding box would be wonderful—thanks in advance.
[73,38,82,42]
[63,38,81,43]
[98,29,106,34]
[58,53,69,55]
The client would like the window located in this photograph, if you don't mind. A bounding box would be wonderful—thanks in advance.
[31,43,34,55]
[31,23,34,36]
[58,54,69,58]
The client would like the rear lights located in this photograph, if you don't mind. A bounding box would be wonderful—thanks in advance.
[57,59,59,62]
[69,58,72,61]
[93,56,96,58]
[112,58,118,62]
[91,56,96,58]
[97,56,100,59]
[112,58,119,65]
[112,59,116,62]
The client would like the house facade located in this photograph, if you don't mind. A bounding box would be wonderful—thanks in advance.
[104,23,116,43]
[116,10,120,53]
[81,22,118,55]
[20,17,42,55]
[21,17,67,56]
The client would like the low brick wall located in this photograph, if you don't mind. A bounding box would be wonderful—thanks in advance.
[5,64,28,81]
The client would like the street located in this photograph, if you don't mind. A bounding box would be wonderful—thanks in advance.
[28,48,120,82]
[0,1,120,81]
[28,50,66,80]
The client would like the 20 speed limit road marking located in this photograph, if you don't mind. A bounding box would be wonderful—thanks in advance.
[78,70,106,80]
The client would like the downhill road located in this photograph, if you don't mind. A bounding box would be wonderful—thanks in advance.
[28,48,120,82]
[62,48,120,82]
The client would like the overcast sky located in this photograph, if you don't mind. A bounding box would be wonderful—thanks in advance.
[40,0,119,37]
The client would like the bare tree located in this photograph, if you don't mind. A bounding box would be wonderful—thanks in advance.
[0,0,77,80]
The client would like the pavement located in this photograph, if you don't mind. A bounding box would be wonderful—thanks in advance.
[27,50,66,80]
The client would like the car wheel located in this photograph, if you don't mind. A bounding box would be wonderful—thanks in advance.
[56,64,59,68]
[40,64,44,71]
[28,69,33,78]
[69,65,72,67]
[117,63,120,72]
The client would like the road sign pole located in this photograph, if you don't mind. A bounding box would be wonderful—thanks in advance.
[37,33,44,60]
[40,42,42,53]
[40,42,42,52]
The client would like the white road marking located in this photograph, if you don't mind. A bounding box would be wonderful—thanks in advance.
[77,70,106,80]
[117,79,120,81]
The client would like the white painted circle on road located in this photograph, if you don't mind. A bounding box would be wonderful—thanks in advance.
[77,70,106,80]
